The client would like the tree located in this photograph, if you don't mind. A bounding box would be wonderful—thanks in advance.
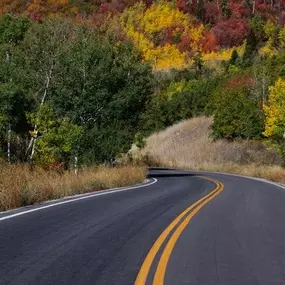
[278,25,285,49]
[142,78,219,134]
[0,15,31,162]
[261,19,278,56]
[211,86,263,140]
[196,0,205,20]
[220,0,231,17]
[50,27,153,163]
[242,29,258,67]
[263,78,285,160]
[250,14,264,41]
[0,15,30,45]
[211,20,249,48]
[0,82,29,161]
[18,20,74,161]
[228,49,239,67]
[27,104,83,166]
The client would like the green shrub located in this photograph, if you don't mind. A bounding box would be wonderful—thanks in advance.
[211,87,264,140]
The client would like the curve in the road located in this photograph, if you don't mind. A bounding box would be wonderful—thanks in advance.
[2,169,285,285]
[136,176,224,285]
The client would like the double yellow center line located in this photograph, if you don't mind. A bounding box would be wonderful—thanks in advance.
[135,176,224,285]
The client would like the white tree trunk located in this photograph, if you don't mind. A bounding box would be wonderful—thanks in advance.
[5,49,12,163]
[7,124,11,164]
[252,0,256,14]
[74,155,78,175]
[6,50,11,63]
[28,62,54,162]
[30,138,36,162]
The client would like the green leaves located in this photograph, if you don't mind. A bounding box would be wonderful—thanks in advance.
[27,104,83,165]
[211,87,263,140]
[0,16,153,165]
[0,15,31,44]
[49,27,153,163]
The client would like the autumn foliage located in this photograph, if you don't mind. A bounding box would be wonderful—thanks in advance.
[1,0,285,69]
[120,2,204,69]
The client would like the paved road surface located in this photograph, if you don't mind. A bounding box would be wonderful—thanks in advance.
[1,168,285,285]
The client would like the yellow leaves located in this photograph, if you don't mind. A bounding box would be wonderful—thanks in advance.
[164,80,187,99]
[120,1,204,70]
[259,38,278,57]
[260,20,278,57]
[264,19,276,38]
[263,78,285,139]
[278,26,285,49]
[202,43,245,62]
[141,3,191,35]
[145,44,187,70]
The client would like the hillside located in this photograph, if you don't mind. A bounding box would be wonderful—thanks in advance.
[138,117,285,182]
[1,0,285,69]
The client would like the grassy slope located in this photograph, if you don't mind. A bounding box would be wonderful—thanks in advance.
[138,116,285,183]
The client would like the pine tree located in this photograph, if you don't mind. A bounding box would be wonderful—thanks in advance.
[221,0,231,17]
[228,49,239,66]
[196,0,205,20]
[242,29,257,67]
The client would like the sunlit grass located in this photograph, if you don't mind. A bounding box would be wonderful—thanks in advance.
[136,116,285,183]
[0,164,146,211]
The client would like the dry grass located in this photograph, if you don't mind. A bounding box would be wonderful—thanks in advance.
[0,164,146,211]
[135,116,285,183]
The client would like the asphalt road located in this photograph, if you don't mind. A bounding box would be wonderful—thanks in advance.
[1,168,285,285]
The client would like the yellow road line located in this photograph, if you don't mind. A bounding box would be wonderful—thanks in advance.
[135,177,223,285]
[153,180,224,285]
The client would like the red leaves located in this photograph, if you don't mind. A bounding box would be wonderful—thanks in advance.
[204,2,220,24]
[211,19,249,48]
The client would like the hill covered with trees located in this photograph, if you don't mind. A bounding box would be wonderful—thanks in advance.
[2,0,285,171]
[2,0,285,69]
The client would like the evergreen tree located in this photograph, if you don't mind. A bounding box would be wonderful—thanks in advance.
[196,0,205,20]
[228,49,239,67]
[242,29,258,67]
[221,0,231,17]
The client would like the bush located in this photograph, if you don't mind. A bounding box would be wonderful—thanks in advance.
[211,86,264,139]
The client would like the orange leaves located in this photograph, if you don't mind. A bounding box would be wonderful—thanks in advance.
[201,31,218,53]
[224,74,256,89]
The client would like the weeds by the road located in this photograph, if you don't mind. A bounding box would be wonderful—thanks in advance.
[0,164,146,211]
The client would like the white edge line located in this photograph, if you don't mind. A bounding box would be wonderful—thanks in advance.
[195,170,285,190]
[0,178,158,222]
[151,167,285,190]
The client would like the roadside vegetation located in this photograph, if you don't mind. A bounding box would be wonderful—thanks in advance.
[0,16,149,211]
[0,163,146,211]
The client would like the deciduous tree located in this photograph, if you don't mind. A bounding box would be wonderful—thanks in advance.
[263,78,285,160]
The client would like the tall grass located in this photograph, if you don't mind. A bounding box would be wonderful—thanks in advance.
[0,164,146,211]
[135,117,285,183]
